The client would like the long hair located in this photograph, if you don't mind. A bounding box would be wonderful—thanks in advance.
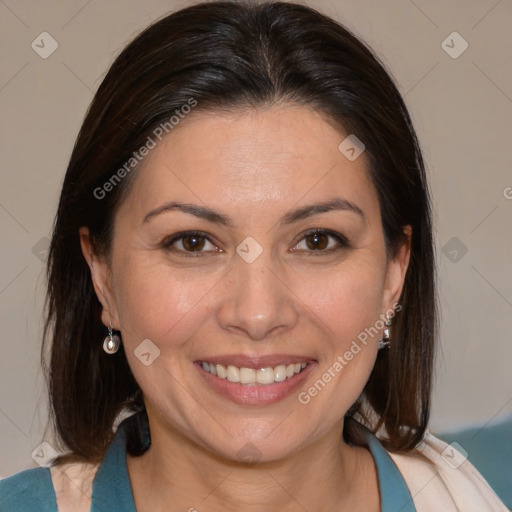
[43,0,436,464]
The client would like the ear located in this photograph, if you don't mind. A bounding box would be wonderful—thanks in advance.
[381,225,412,312]
[79,226,120,329]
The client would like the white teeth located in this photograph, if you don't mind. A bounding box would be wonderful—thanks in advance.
[216,364,227,379]
[240,367,256,384]
[274,365,287,382]
[226,365,240,383]
[256,367,274,384]
[201,361,309,385]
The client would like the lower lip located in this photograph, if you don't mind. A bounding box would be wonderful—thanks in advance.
[195,362,316,405]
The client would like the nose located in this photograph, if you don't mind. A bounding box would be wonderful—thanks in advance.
[216,250,299,341]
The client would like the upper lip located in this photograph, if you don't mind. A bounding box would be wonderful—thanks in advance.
[195,354,315,369]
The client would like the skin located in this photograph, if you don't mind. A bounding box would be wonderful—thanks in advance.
[80,103,411,512]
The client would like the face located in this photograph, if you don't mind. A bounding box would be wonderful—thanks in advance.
[81,103,410,463]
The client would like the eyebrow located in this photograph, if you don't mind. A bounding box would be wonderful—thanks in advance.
[143,197,365,227]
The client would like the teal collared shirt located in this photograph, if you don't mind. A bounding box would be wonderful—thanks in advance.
[0,415,416,511]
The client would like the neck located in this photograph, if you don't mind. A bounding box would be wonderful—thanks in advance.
[126,412,377,512]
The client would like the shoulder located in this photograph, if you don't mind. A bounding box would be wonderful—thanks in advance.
[387,430,509,512]
[0,466,57,512]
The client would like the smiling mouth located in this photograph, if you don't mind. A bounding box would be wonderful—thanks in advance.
[200,361,308,385]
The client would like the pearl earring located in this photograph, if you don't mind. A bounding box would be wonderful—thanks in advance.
[103,321,120,354]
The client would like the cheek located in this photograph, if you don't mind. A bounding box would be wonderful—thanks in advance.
[112,252,219,352]
[294,278,382,421]
[291,258,385,408]
[296,257,386,345]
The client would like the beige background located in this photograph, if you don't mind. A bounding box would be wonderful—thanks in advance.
[1,0,511,477]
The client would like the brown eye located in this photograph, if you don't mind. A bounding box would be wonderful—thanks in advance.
[162,231,219,256]
[293,229,349,254]
[181,234,206,251]
[305,232,329,250]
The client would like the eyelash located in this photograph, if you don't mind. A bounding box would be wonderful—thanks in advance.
[161,229,350,258]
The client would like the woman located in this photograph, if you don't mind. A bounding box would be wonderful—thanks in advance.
[0,1,507,511]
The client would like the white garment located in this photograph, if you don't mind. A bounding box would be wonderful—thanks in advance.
[389,429,509,511]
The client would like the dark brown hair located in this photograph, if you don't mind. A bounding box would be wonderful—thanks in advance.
[43,0,436,464]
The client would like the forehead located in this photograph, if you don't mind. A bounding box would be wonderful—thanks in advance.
[117,104,380,225]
